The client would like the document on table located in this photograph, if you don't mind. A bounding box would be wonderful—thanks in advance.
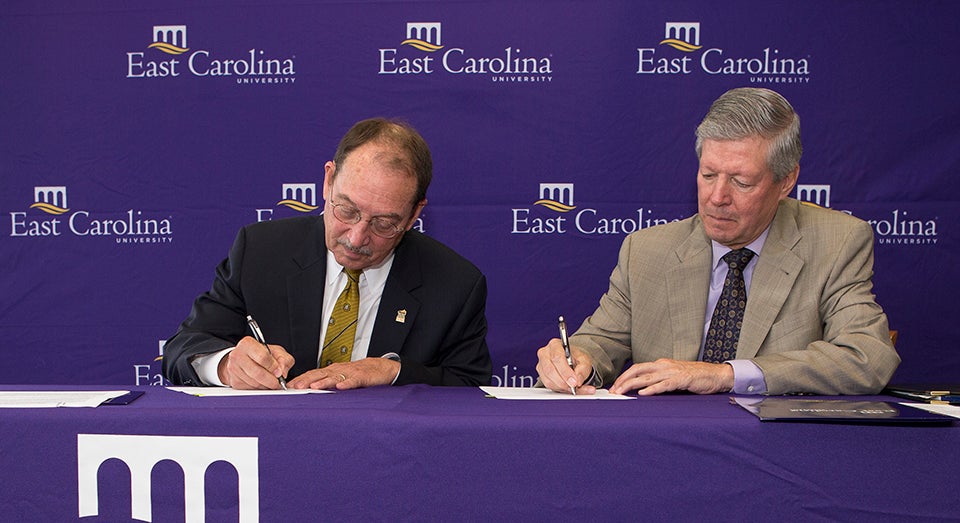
[480,386,634,400]
[899,402,960,419]
[0,390,132,408]
[168,386,333,397]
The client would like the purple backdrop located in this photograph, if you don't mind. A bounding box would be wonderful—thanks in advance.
[2,0,957,387]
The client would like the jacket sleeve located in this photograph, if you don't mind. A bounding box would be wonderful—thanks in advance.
[162,228,251,386]
[752,220,900,394]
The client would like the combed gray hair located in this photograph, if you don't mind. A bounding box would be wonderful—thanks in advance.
[695,88,802,182]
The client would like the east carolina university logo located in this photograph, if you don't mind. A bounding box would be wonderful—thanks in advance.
[277,183,319,212]
[9,186,173,244]
[534,183,576,212]
[638,22,811,84]
[148,25,190,54]
[127,25,296,84]
[28,186,69,215]
[794,184,938,246]
[254,183,318,222]
[402,22,444,52]
[78,434,258,522]
[660,22,703,52]
[379,22,553,82]
[513,183,680,235]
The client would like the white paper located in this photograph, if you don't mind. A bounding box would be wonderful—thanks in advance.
[167,386,333,397]
[899,402,960,419]
[0,390,130,408]
[480,386,634,400]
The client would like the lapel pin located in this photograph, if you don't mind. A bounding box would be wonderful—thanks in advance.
[396,309,407,323]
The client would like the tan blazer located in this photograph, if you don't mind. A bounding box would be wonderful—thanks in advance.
[572,198,900,395]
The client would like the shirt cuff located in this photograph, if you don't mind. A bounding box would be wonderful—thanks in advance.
[584,365,604,388]
[189,347,233,387]
[381,352,402,385]
[727,359,767,395]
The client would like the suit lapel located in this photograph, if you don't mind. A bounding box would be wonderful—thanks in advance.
[286,219,326,374]
[368,234,422,357]
[737,201,804,359]
[666,221,713,361]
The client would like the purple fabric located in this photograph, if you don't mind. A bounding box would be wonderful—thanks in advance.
[1,385,957,520]
[1,0,959,389]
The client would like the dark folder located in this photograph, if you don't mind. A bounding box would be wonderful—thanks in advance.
[733,397,955,424]
[884,384,960,404]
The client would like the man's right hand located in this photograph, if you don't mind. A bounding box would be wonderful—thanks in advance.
[218,336,295,389]
[535,338,597,394]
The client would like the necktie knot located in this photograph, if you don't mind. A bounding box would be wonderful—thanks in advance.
[722,248,755,272]
[345,269,361,284]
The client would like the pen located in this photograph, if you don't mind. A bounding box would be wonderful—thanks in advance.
[558,316,576,395]
[246,315,287,390]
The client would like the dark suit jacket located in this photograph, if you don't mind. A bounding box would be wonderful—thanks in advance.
[163,216,492,387]
[573,198,900,395]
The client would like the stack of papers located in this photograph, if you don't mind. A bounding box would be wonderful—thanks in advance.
[0,390,134,408]
[167,387,332,397]
[479,386,633,400]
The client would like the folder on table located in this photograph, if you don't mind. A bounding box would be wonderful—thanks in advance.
[733,397,955,424]
[884,384,960,404]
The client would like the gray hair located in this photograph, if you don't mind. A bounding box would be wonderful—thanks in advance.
[695,88,802,182]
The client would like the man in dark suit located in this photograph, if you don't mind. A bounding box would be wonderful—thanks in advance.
[163,118,491,389]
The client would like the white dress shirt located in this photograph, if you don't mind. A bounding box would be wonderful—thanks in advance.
[191,250,396,386]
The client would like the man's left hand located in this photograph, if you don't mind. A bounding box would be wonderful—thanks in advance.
[287,357,401,390]
[609,358,734,395]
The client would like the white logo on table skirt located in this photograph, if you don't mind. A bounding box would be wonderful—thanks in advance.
[77,434,259,522]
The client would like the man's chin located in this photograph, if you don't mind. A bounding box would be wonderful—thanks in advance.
[704,224,738,246]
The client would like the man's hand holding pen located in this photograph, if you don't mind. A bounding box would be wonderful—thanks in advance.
[536,338,597,395]
[217,336,295,390]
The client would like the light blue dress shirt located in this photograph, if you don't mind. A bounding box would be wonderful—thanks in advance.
[701,228,770,395]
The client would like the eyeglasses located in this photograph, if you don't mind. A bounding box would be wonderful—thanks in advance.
[329,201,404,239]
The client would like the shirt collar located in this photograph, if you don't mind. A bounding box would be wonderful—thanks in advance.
[325,250,395,289]
[711,226,770,270]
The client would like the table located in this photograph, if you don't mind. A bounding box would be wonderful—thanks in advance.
[1,385,957,522]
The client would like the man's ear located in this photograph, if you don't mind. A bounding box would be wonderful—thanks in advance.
[779,165,799,199]
[322,161,336,200]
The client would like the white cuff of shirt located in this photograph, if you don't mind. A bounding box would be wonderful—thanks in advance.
[190,347,234,387]
[727,359,767,394]
[381,352,402,385]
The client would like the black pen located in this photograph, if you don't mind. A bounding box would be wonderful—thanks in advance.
[558,316,576,395]
[246,315,288,390]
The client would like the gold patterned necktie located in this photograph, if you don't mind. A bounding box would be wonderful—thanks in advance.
[320,268,361,367]
[702,248,755,364]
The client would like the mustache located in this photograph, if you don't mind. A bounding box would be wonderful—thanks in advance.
[337,238,373,257]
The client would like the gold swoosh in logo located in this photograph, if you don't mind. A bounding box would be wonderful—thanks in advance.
[534,199,576,213]
[29,202,69,215]
[659,39,702,52]
[148,42,189,55]
[277,199,319,213]
[401,39,444,52]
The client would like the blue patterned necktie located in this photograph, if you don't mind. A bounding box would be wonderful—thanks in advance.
[702,248,755,363]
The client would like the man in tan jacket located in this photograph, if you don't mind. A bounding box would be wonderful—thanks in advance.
[537,88,899,396]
